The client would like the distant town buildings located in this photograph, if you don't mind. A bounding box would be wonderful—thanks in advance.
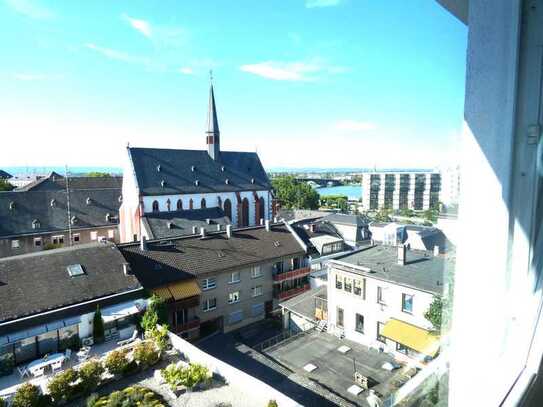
[439,165,461,209]
[361,171,441,211]
[119,84,273,243]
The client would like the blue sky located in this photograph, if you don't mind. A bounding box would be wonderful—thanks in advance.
[0,0,467,169]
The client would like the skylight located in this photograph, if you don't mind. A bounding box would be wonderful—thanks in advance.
[67,264,85,277]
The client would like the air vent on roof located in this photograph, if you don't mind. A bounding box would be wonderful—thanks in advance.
[71,216,78,225]
[167,222,174,229]
[32,219,40,229]
[9,201,15,210]
[225,179,230,185]
[217,250,225,258]
[157,164,161,172]
[86,197,92,205]
[105,213,111,222]
[118,195,123,203]
[161,180,165,188]
[251,178,255,184]
[206,218,211,225]
[221,165,225,172]
[191,165,196,172]
[195,180,199,186]
[50,199,56,208]
[67,264,85,277]
[273,241,281,247]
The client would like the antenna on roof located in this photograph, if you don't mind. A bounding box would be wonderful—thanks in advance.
[209,69,213,85]
[65,164,73,246]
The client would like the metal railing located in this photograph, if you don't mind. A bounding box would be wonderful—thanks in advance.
[254,324,316,353]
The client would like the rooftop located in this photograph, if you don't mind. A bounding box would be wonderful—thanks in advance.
[0,170,12,179]
[322,213,371,227]
[16,175,122,192]
[118,223,305,288]
[0,242,141,326]
[279,286,327,322]
[331,245,453,295]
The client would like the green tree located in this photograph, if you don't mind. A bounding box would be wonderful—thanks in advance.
[374,207,392,222]
[271,176,320,210]
[399,208,415,218]
[424,296,443,332]
[423,208,439,223]
[141,294,167,332]
[320,195,348,212]
[93,305,105,343]
[0,179,14,191]
[86,172,111,177]
[12,383,43,407]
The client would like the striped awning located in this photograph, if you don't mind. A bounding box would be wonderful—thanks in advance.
[381,319,440,357]
[153,279,201,301]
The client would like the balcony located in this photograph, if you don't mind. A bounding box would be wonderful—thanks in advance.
[276,283,310,300]
[173,317,200,333]
[273,266,311,282]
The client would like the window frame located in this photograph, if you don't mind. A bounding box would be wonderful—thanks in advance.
[376,322,386,343]
[355,313,364,334]
[251,265,262,278]
[377,286,386,305]
[252,285,263,297]
[402,293,413,314]
[228,291,240,304]
[229,271,241,284]
[202,297,217,312]
[336,307,344,328]
[201,277,217,291]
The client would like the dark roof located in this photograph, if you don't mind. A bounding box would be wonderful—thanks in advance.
[290,219,345,257]
[0,170,12,179]
[322,213,370,227]
[142,207,231,239]
[279,286,327,321]
[0,188,122,238]
[0,242,141,323]
[128,147,271,196]
[119,224,305,289]
[332,245,455,295]
[18,176,122,192]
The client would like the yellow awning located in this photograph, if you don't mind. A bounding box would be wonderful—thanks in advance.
[152,279,201,302]
[381,319,440,357]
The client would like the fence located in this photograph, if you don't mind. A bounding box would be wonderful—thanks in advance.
[254,324,316,353]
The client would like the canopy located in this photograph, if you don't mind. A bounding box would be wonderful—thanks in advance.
[101,300,143,323]
[381,319,440,357]
[152,279,201,302]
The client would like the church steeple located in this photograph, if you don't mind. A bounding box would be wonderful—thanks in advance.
[206,75,220,161]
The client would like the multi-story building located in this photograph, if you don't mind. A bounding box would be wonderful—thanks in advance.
[327,244,453,365]
[361,171,441,211]
[439,165,461,209]
[0,175,123,258]
[119,221,310,340]
[119,84,273,243]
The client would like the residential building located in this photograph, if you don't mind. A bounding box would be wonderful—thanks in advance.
[361,171,441,211]
[0,242,145,368]
[0,175,122,258]
[369,223,453,254]
[279,285,328,333]
[321,213,371,247]
[327,244,453,366]
[119,84,273,243]
[119,222,309,339]
[7,171,63,189]
[439,165,460,209]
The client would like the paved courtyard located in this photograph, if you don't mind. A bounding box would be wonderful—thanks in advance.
[264,331,399,406]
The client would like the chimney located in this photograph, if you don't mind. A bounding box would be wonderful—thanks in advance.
[260,218,264,225]
[226,224,233,238]
[397,244,406,266]
[433,245,440,256]
[265,219,271,232]
[140,236,147,251]
[206,218,211,225]
[167,222,173,229]
[192,226,198,234]
[200,227,206,238]
[122,263,132,276]
[217,224,222,231]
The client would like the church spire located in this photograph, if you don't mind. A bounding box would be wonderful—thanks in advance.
[206,72,220,161]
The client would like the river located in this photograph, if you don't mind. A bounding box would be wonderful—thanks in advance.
[316,185,362,200]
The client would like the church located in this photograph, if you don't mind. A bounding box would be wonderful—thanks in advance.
[119,83,273,242]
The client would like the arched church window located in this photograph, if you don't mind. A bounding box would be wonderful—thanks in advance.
[201,198,207,209]
[241,198,249,227]
[189,199,194,210]
[166,198,171,211]
[152,200,159,212]
[224,199,232,221]
[177,199,183,210]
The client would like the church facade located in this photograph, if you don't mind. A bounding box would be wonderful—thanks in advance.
[119,84,273,242]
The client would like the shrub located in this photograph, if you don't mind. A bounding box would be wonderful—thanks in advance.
[106,391,124,407]
[268,401,279,407]
[93,306,105,343]
[78,359,105,394]
[133,341,160,368]
[145,324,169,351]
[161,362,211,390]
[93,386,164,407]
[0,397,5,407]
[161,363,184,390]
[12,383,42,407]
[48,367,78,403]
[186,363,211,388]
[104,349,130,376]
[0,355,14,377]
[86,393,99,407]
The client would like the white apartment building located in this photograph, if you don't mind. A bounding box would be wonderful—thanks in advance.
[439,165,461,208]
[327,244,451,365]
[361,171,441,212]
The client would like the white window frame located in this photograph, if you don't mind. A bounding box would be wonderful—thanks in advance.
[251,265,262,278]
[33,237,42,247]
[72,233,80,243]
[229,271,241,284]
[228,291,240,304]
[90,231,98,241]
[52,235,64,245]
[11,239,20,249]
[252,286,263,297]
[201,277,217,291]
[108,229,115,239]
[202,298,217,312]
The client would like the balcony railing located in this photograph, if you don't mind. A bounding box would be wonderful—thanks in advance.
[276,283,310,300]
[273,266,311,282]
[173,317,200,333]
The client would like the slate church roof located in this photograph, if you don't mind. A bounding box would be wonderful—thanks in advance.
[128,147,271,196]
[0,170,12,179]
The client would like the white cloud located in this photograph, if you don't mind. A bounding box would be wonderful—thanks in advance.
[85,43,136,63]
[335,120,377,132]
[179,67,193,75]
[13,73,47,81]
[4,0,53,19]
[305,0,341,8]
[121,13,152,38]
[240,60,347,81]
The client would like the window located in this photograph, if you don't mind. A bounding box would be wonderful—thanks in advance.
[228,291,240,304]
[377,322,386,343]
[336,307,344,328]
[273,261,283,274]
[252,286,263,297]
[228,310,243,325]
[33,237,42,247]
[252,303,264,317]
[396,343,409,355]
[335,274,343,290]
[402,293,413,314]
[344,277,352,293]
[202,298,217,312]
[201,198,206,208]
[11,239,19,248]
[52,235,64,245]
[251,265,262,278]
[108,229,115,239]
[377,286,386,305]
[189,198,193,209]
[201,277,216,291]
[223,199,232,221]
[229,271,241,284]
[73,234,80,243]
[355,314,364,333]
[67,264,85,277]
[152,200,159,212]
[176,199,183,210]
[353,279,362,296]
[90,231,98,241]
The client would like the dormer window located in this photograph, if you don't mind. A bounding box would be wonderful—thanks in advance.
[118,195,123,203]
[191,165,196,172]
[86,197,92,205]
[157,164,161,172]
[71,216,78,225]
[32,219,40,229]
[50,199,56,207]
[105,213,111,222]
[167,222,174,229]
[152,200,159,212]
[166,199,171,211]
[9,201,15,210]
[221,165,225,172]
[160,180,165,188]
[195,180,200,186]
[251,178,255,184]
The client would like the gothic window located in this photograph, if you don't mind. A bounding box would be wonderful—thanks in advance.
[201,198,207,208]
[177,199,183,210]
[152,200,159,212]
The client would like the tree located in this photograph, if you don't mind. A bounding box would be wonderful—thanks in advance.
[12,383,44,407]
[374,207,392,222]
[320,195,348,212]
[399,208,415,218]
[271,176,320,210]
[0,179,14,191]
[424,296,443,332]
[86,172,111,177]
[141,294,167,332]
[93,305,104,343]
[423,208,439,223]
